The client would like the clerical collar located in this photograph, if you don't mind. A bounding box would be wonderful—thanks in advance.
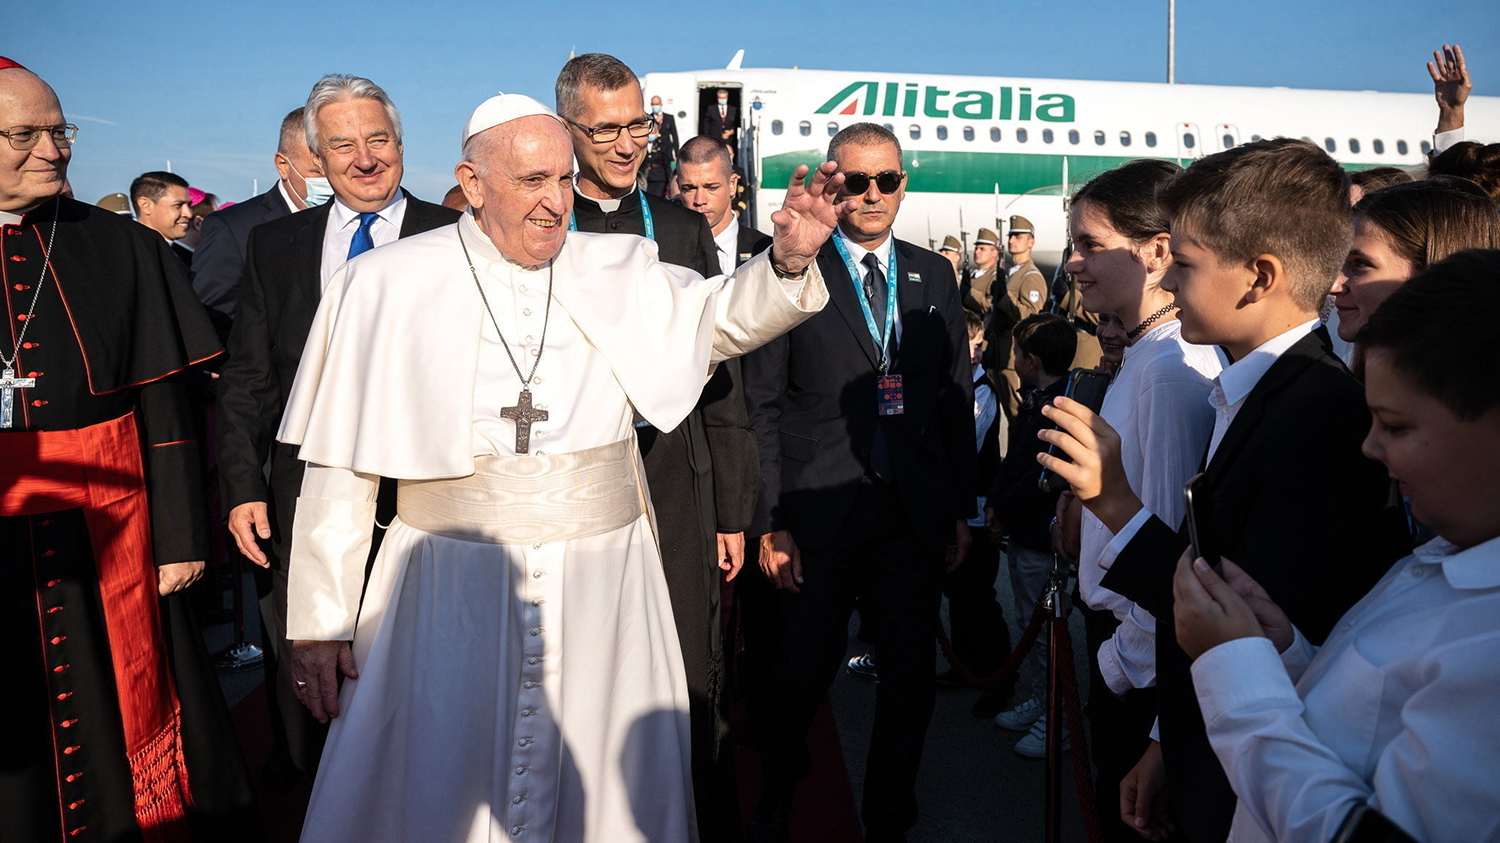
[574,183,634,214]
[0,202,41,226]
[459,211,552,272]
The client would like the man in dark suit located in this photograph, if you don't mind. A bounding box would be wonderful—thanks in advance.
[742,123,974,843]
[703,88,739,148]
[1040,139,1409,842]
[129,170,193,265]
[644,94,680,197]
[190,107,322,341]
[556,54,761,843]
[215,74,459,785]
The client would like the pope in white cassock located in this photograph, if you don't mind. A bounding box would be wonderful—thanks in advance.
[275,93,853,843]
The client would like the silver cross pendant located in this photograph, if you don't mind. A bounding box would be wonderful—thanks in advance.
[0,367,37,429]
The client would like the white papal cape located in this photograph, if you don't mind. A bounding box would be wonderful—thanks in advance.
[277,212,826,843]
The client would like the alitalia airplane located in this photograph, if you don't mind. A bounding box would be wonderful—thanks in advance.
[643,56,1500,268]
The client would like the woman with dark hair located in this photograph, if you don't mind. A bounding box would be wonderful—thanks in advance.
[1426,141,1500,202]
[1330,176,1500,365]
[1038,159,1224,840]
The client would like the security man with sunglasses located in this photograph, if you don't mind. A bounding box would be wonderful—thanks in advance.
[741,123,974,843]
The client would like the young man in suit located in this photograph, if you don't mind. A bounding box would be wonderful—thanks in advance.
[190,106,322,341]
[742,122,974,843]
[1039,138,1408,842]
[214,73,458,786]
[129,169,193,264]
[556,54,760,843]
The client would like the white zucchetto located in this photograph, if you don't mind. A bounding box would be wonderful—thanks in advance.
[461,93,559,148]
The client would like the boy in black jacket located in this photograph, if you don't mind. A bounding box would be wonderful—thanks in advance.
[985,313,1077,756]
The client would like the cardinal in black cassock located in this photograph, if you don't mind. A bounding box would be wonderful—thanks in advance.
[1,59,257,843]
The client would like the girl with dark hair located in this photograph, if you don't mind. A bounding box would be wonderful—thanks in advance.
[1042,159,1224,839]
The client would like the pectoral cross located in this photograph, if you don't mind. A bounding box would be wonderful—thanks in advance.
[500,388,548,454]
[1,368,36,429]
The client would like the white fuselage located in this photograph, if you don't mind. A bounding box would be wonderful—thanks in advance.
[644,66,1499,267]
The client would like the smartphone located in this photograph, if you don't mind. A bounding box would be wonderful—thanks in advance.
[1331,804,1417,843]
[1037,368,1112,494]
[1183,472,1221,573]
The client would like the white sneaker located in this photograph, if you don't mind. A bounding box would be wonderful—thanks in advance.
[1013,714,1070,759]
[992,696,1044,731]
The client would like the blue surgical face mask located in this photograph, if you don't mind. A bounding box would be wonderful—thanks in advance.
[650,104,662,114]
[718,96,728,105]
[288,160,334,207]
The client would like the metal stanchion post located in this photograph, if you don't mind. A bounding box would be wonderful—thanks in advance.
[1044,553,1075,843]
[211,548,264,672]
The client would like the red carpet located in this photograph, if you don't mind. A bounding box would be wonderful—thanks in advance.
[232,682,862,842]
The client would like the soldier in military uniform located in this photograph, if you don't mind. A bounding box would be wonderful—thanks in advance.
[1052,266,1105,370]
[1000,215,1050,319]
[965,226,1002,315]
[940,234,965,289]
[980,217,1051,418]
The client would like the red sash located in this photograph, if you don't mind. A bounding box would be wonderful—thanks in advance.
[0,412,191,841]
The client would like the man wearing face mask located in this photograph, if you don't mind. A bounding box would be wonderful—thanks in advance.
[704,87,739,149]
[643,94,679,197]
[190,107,324,341]
[214,75,458,788]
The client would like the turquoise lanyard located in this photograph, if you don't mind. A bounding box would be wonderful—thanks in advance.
[568,189,654,240]
[832,233,898,372]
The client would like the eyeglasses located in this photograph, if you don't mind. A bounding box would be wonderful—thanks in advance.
[842,170,904,195]
[1,124,79,151]
[566,118,653,144]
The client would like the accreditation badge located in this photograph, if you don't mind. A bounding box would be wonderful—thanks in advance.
[876,374,905,416]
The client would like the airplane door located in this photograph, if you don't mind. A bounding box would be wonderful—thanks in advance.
[1176,122,1202,163]
[1215,123,1241,152]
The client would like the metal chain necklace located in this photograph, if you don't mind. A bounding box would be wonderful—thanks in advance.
[456,224,553,454]
[1,196,61,428]
[1126,301,1179,341]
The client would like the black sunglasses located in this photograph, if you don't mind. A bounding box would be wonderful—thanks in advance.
[842,170,904,195]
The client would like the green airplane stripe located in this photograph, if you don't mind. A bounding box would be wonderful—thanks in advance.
[760,150,1387,195]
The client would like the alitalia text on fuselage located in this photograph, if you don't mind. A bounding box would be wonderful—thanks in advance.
[815,80,1077,124]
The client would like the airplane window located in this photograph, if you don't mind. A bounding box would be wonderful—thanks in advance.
[1094,130,1106,146]
[963,126,975,141]
[1120,131,1132,147]
[1421,140,1432,155]
[1325,138,1337,153]
[1145,131,1157,148]
[827,122,839,137]
[990,127,1001,142]
[1068,129,1080,144]
[798,121,811,137]
[1348,138,1360,154]
[883,123,894,132]
[678,111,688,119]
[1223,134,1234,149]
[1183,132,1196,149]
[1042,128,1054,144]
[1397,139,1409,155]
[1372,139,1385,154]
[1301,136,1313,144]
[771,120,783,136]
[1251,134,1263,141]
[937,125,948,140]
[910,124,921,140]
[1017,127,1029,143]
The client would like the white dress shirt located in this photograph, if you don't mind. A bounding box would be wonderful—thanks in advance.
[969,364,998,528]
[319,192,407,291]
[712,212,740,278]
[1193,534,1500,843]
[277,180,303,215]
[1079,320,1223,695]
[835,227,903,345]
[1433,127,1464,155]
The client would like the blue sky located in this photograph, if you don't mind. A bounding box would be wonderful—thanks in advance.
[12,0,1497,204]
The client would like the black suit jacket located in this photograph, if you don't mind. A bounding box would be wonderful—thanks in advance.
[215,191,459,565]
[1100,328,1409,843]
[703,103,739,144]
[743,237,975,550]
[190,187,292,339]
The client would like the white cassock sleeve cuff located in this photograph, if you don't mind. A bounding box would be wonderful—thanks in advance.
[286,464,380,641]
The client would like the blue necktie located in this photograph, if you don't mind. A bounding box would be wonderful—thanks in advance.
[347,212,378,260]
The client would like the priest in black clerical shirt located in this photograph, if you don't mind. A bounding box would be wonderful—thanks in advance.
[557,53,759,843]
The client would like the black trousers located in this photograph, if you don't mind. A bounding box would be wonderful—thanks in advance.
[1082,604,1160,843]
[940,527,1010,675]
[752,477,944,833]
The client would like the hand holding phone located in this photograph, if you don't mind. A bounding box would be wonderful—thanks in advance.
[1037,368,1112,494]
